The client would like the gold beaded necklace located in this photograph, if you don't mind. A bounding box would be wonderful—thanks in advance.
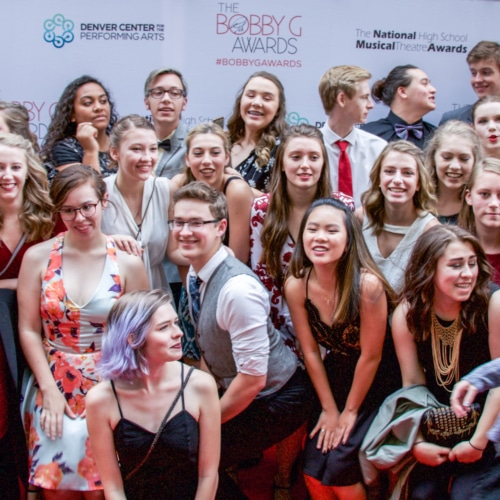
[430,311,463,391]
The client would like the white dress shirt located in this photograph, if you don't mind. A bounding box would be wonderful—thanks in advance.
[188,247,271,377]
[321,123,387,208]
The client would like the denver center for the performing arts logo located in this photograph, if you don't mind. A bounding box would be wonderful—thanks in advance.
[43,14,75,48]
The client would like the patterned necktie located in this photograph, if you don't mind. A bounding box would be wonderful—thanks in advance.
[158,138,171,151]
[394,123,424,141]
[188,275,202,325]
[336,140,353,197]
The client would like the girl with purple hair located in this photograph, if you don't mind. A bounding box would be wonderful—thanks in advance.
[86,289,220,500]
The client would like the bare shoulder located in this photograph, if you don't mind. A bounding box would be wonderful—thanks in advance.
[424,214,440,230]
[186,366,218,397]
[284,274,305,300]
[22,237,56,272]
[86,380,113,408]
[169,173,185,192]
[360,271,385,302]
[225,175,253,198]
[115,247,145,268]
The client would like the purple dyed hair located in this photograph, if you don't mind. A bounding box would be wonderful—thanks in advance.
[99,289,172,381]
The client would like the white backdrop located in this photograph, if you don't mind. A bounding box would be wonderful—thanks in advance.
[1,0,499,142]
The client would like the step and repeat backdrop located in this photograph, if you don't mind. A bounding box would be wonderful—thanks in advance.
[1,0,498,141]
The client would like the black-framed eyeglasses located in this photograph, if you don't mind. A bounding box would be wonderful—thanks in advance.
[147,87,185,100]
[168,219,220,231]
[59,202,100,221]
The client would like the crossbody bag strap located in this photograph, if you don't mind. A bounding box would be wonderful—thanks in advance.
[125,364,195,481]
[0,234,27,278]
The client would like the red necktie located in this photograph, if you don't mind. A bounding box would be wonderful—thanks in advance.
[336,140,353,197]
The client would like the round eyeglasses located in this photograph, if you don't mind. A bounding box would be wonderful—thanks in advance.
[59,202,100,221]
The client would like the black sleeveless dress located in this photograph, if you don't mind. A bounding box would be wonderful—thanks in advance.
[302,270,400,486]
[111,365,199,499]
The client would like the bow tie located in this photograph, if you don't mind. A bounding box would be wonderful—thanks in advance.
[158,138,171,151]
[394,123,424,141]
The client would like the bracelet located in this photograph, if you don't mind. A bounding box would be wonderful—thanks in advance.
[468,440,486,452]
[413,440,425,446]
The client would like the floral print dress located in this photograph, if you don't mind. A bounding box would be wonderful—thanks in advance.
[22,234,123,491]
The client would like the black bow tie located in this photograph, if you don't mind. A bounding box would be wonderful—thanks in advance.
[158,138,171,151]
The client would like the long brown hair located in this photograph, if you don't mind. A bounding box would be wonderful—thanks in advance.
[260,125,331,282]
[459,157,500,234]
[401,225,490,342]
[290,198,394,325]
[227,71,287,168]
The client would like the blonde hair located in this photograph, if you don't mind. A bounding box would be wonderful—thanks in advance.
[0,132,53,241]
[319,65,371,114]
[424,120,481,198]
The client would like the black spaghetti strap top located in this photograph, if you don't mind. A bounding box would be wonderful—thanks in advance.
[304,269,361,356]
[111,365,199,499]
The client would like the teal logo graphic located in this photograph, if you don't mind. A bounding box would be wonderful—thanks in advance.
[44,14,74,48]
[287,112,309,125]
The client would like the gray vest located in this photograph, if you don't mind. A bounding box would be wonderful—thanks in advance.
[196,256,297,397]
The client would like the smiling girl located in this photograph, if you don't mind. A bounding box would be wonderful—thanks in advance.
[358,140,439,292]
[460,158,500,285]
[173,122,254,263]
[101,115,180,290]
[392,225,500,498]
[425,120,481,224]
[19,165,148,498]
[228,71,288,195]
[285,198,397,499]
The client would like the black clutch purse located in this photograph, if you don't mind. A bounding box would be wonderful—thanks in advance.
[420,404,482,448]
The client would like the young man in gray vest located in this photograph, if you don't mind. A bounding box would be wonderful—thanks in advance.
[171,182,312,496]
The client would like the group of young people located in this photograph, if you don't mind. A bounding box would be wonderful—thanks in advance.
[1,38,500,500]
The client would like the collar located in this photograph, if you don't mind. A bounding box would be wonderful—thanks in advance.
[322,122,356,146]
[189,246,228,284]
[387,110,423,127]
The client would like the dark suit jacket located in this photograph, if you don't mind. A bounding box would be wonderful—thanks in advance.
[439,104,473,125]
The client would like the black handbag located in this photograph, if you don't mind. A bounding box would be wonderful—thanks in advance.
[420,403,481,448]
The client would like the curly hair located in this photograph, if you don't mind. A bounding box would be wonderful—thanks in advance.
[363,140,437,235]
[290,198,394,325]
[227,71,287,168]
[401,225,491,342]
[42,75,118,162]
[0,132,53,241]
[0,101,40,152]
[260,124,332,282]
[424,120,481,202]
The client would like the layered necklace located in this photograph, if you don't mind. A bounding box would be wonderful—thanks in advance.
[430,311,463,391]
